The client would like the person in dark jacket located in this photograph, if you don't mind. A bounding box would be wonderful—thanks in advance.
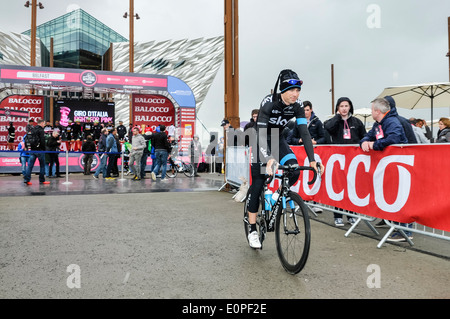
[23,119,50,185]
[325,97,366,226]
[81,135,96,175]
[150,125,171,181]
[287,101,326,145]
[360,97,408,151]
[384,96,417,144]
[361,97,411,241]
[325,97,366,144]
[46,130,62,178]
[93,128,109,179]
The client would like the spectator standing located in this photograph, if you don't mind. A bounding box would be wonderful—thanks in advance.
[92,120,102,143]
[410,119,430,144]
[287,101,326,145]
[150,125,171,181]
[117,121,127,141]
[17,139,30,177]
[325,97,366,226]
[360,97,408,152]
[82,135,96,175]
[6,122,15,150]
[82,117,93,141]
[360,97,411,242]
[190,135,202,177]
[72,119,82,151]
[23,119,50,185]
[140,131,152,179]
[93,128,109,179]
[384,96,417,144]
[105,129,118,180]
[436,117,450,143]
[129,127,146,180]
[46,130,62,178]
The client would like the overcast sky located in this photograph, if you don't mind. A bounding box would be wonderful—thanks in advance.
[1,0,450,137]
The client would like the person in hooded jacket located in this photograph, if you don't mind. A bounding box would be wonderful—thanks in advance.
[324,97,366,145]
[384,96,417,144]
[325,97,366,226]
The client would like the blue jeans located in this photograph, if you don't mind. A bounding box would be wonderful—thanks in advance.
[25,152,46,183]
[152,149,168,179]
[20,156,29,176]
[94,153,108,178]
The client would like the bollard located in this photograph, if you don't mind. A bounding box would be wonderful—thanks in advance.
[118,147,126,181]
[62,150,72,185]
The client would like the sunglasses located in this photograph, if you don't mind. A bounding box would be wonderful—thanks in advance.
[283,79,303,86]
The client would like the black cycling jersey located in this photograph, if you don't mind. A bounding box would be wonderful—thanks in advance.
[254,93,315,164]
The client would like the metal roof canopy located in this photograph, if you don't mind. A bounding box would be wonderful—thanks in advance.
[0,64,196,108]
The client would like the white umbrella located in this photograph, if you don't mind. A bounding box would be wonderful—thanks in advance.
[378,82,450,137]
[353,107,372,126]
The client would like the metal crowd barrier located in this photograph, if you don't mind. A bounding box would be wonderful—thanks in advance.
[219,146,250,191]
[0,149,124,185]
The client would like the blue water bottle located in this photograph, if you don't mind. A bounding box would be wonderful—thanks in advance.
[264,189,273,210]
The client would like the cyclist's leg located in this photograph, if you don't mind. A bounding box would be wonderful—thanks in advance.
[279,137,300,186]
[247,163,265,248]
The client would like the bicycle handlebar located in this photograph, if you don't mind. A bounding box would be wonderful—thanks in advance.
[263,163,320,186]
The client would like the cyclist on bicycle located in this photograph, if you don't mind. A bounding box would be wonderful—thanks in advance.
[247,69,323,249]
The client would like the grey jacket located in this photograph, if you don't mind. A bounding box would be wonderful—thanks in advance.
[131,134,146,155]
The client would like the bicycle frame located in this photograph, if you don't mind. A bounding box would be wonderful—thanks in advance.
[264,164,318,232]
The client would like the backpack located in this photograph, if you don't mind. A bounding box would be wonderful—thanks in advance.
[25,126,40,150]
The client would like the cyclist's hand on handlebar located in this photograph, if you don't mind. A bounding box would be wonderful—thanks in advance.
[310,161,324,176]
[266,159,279,176]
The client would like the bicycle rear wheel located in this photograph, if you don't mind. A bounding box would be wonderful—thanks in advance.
[183,163,195,177]
[275,191,311,274]
[243,186,267,248]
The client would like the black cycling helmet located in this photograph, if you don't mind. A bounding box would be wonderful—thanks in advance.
[273,69,303,97]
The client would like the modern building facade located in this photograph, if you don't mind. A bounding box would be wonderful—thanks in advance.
[22,8,127,70]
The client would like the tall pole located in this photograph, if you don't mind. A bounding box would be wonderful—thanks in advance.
[331,64,335,114]
[129,0,134,73]
[30,0,37,66]
[447,17,450,81]
[224,0,239,129]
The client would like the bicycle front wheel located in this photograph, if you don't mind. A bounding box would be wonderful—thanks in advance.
[275,191,311,274]
[166,163,178,178]
[183,163,195,177]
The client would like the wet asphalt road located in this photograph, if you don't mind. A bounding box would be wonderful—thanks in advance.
[0,183,449,299]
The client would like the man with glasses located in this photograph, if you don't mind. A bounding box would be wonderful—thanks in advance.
[245,69,323,249]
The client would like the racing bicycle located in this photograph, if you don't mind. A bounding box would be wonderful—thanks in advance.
[166,158,195,178]
[243,163,319,274]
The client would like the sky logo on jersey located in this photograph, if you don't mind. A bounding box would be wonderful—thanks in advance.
[268,116,288,126]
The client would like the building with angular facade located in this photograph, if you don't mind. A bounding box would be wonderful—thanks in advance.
[0,8,224,125]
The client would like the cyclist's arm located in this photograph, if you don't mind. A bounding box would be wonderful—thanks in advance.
[256,96,275,163]
[294,107,315,163]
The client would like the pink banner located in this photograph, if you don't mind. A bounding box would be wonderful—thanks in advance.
[271,145,450,232]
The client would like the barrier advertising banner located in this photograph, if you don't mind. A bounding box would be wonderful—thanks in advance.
[131,94,175,132]
[284,144,450,232]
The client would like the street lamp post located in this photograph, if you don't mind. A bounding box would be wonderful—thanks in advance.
[123,0,140,124]
[24,0,44,67]
[123,0,140,73]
